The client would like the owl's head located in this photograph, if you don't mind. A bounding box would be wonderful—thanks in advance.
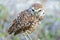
[29,3,45,20]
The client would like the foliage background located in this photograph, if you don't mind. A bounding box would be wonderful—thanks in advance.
[0,0,60,40]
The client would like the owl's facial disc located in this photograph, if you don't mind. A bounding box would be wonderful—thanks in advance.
[31,7,45,21]
[30,3,45,19]
[31,7,45,17]
[31,8,40,16]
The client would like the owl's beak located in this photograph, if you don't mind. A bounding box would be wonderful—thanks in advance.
[34,11,38,16]
[34,9,40,15]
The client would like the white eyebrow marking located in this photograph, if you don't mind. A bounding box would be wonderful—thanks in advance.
[32,7,43,12]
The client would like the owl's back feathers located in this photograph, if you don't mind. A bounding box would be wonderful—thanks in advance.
[8,10,39,35]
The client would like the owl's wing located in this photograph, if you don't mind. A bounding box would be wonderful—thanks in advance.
[8,10,36,35]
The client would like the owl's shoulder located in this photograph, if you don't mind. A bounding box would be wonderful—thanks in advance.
[20,9,32,15]
[18,9,33,19]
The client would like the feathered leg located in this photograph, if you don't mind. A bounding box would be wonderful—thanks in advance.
[23,33,29,40]
[23,31,32,40]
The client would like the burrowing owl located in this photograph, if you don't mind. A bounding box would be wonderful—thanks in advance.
[8,3,45,35]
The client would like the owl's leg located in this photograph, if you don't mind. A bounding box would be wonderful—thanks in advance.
[23,33,29,40]
[23,31,32,40]
[25,31,32,40]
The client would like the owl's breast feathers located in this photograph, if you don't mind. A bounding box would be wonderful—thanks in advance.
[8,10,40,35]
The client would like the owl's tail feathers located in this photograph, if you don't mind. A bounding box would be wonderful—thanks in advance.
[8,24,15,34]
[8,27,14,34]
[8,19,17,35]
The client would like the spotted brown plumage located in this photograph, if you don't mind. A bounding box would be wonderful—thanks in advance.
[8,3,45,35]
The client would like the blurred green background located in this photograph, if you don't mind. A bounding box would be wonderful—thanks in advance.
[0,0,60,40]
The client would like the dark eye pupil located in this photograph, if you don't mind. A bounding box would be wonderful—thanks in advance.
[32,9,34,12]
[39,10,41,12]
